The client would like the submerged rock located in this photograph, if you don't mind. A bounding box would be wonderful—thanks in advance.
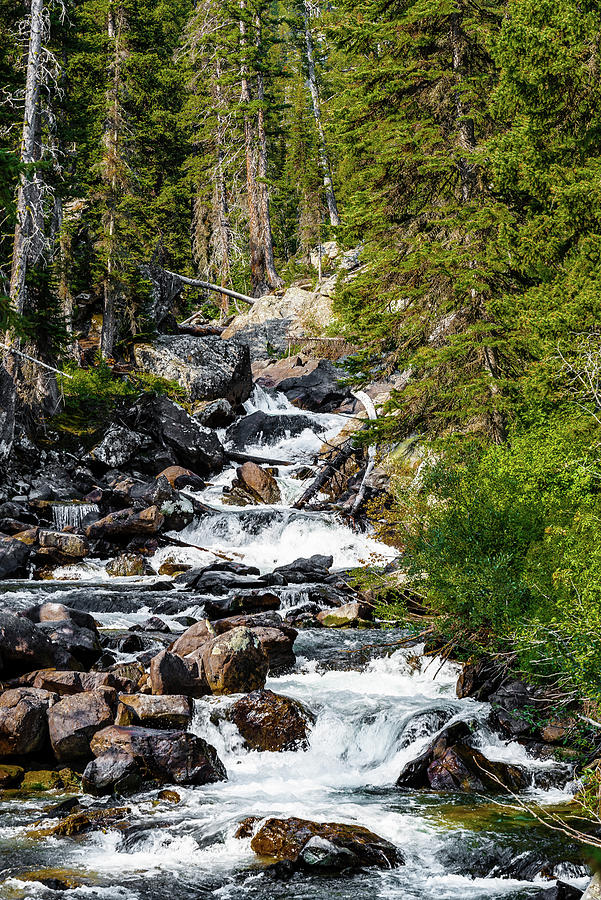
[230,689,314,752]
[240,816,403,869]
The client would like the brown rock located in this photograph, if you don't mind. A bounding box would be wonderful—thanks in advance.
[31,670,118,695]
[0,763,24,787]
[38,531,89,559]
[541,723,567,744]
[0,688,57,757]
[150,649,209,697]
[246,816,402,868]
[115,694,192,730]
[158,466,204,491]
[212,617,297,672]
[317,602,370,628]
[86,506,164,540]
[31,806,131,838]
[170,620,216,657]
[200,627,268,695]
[158,560,192,576]
[230,689,314,751]
[236,462,281,505]
[90,725,227,785]
[0,611,75,677]
[13,527,39,545]
[48,689,117,762]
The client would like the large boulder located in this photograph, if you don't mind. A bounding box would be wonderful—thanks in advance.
[149,649,209,698]
[277,359,350,413]
[0,611,74,677]
[230,690,314,751]
[134,334,252,406]
[199,627,269,695]
[90,426,150,468]
[0,536,30,579]
[115,694,192,730]
[396,720,529,793]
[37,620,102,669]
[48,689,117,762]
[82,752,143,796]
[0,366,15,462]
[225,411,316,451]
[170,620,216,657]
[203,591,281,620]
[23,602,97,632]
[273,554,333,584]
[241,816,402,869]
[89,725,226,785]
[233,462,281,505]
[30,670,119,696]
[157,465,204,491]
[38,531,89,559]
[133,394,225,474]
[0,688,57,757]
[317,602,371,628]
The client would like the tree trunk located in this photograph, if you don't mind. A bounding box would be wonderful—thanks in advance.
[254,13,283,290]
[214,55,232,314]
[101,4,125,359]
[302,0,340,228]
[10,0,45,315]
[239,5,267,295]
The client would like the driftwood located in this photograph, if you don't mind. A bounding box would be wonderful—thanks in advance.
[162,533,239,562]
[293,439,357,509]
[162,270,257,314]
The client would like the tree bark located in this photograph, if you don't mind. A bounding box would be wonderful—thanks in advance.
[239,4,267,295]
[302,0,340,227]
[214,55,233,314]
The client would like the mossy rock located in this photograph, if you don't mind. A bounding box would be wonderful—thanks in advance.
[0,764,24,788]
[28,805,131,838]
[21,770,64,792]
[15,868,86,890]
[157,789,180,804]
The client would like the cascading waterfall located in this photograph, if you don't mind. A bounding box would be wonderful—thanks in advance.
[51,502,99,531]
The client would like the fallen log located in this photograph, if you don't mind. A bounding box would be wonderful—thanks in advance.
[225,449,295,467]
[293,440,358,509]
[161,270,257,314]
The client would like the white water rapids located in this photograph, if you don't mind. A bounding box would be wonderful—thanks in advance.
[0,388,587,899]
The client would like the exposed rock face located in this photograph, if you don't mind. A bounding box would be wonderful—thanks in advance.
[225,411,315,451]
[0,537,31,579]
[230,690,314,751]
[234,462,281,505]
[0,366,15,463]
[115,694,192,730]
[242,816,402,869]
[48,689,117,762]
[89,725,227,785]
[199,627,269,695]
[134,334,252,405]
[86,506,164,540]
[396,720,529,793]
[0,611,73,677]
[0,688,57,756]
[90,426,150,468]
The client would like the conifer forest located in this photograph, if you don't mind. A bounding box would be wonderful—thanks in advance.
[2,2,601,898]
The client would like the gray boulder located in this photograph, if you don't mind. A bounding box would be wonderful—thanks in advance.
[90,426,150,468]
[134,334,252,406]
[0,537,30,579]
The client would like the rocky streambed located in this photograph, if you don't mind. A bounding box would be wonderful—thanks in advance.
[0,371,594,899]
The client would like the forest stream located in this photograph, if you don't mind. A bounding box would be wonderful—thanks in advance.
[0,389,590,899]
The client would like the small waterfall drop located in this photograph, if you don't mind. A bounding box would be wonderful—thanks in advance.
[51,502,99,530]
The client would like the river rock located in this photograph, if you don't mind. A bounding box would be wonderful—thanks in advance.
[23,602,98,632]
[157,465,205,491]
[90,725,227,785]
[31,670,119,695]
[243,816,402,868]
[456,657,506,701]
[213,614,297,670]
[115,694,192,730]
[150,649,209,697]
[277,359,350,413]
[0,611,74,677]
[199,627,269,694]
[396,720,529,793]
[134,334,252,405]
[106,552,146,577]
[234,462,281,505]
[48,689,117,762]
[82,752,143,796]
[37,620,102,669]
[86,506,164,540]
[0,763,24,787]
[194,398,235,427]
[0,536,30,579]
[273,554,333,584]
[90,426,150,468]
[38,531,89,559]
[32,806,131,838]
[203,590,281,620]
[317,602,370,628]
[230,690,314,751]
[225,410,316,450]
[170,620,216,657]
[0,688,57,757]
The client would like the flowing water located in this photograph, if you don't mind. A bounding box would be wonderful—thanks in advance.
[0,389,588,898]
